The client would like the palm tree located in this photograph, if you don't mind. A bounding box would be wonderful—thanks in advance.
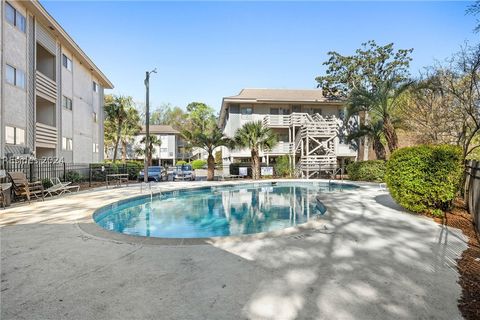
[347,120,386,160]
[135,135,161,166]
[233,121,277,180]
[182,126,231,181]
[104,95,136,162]
[120,107,142,162]
[347,77,412,153]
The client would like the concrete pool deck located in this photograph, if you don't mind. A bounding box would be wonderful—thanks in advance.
[0,179,469,320]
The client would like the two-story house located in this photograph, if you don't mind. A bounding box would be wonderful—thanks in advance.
[218,88,357,178]
[1,0,113,163]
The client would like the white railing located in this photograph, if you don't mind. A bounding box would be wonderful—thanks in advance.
[35,122,57,148]
[264,142,292,154]
[262,114,291,127]
[36,70,57,102]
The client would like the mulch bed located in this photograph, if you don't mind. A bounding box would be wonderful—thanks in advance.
[439,199,480,320]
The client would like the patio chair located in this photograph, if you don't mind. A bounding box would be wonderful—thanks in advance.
[46,178,80,197]
[8,172,44,203]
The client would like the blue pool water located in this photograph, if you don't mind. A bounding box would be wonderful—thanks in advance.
[94,182,357,238]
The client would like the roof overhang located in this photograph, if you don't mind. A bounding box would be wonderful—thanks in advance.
[24,1,114,89]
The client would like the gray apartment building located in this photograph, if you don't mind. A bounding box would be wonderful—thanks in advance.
[1,0,113,163]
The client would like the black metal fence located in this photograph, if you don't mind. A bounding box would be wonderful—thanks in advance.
[464,160,480,234]
[0,159,143,186]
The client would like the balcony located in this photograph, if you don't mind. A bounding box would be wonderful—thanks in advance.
[262,115,291,128]
[35,122,57,148]
[36,70,57,102]
[264,142,292,155]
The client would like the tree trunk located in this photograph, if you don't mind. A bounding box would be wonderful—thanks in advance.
[251,149,260,180]
[383,117,398,153]
[207,153,215,181]
[113,119,122,162]
[373,137,386,160]
[121,140,127,162]
[363,111,370,160]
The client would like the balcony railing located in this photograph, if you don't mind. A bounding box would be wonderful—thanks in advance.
[262,114,291,127]
[36,122,57,148]
[264,142,292,154]
[36,70,57,102]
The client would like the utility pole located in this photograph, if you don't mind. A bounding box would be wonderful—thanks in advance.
[144,68,156,183]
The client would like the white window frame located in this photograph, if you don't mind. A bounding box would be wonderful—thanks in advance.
[62,137,73,151]
[62,96,72,110]
[62,54,72,71]
[5,64,25,89]
[5,126,25,145]
[5,2,26,33]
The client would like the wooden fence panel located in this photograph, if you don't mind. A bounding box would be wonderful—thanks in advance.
[464,160,480,234]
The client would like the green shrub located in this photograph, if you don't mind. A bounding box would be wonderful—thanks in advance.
[275,155,293,177]
[385,145,463,213]
[176,160,187,166]
[346,160,386,182]
[191,159,207,170]
[64,170,83,183]
[42,178,53,189]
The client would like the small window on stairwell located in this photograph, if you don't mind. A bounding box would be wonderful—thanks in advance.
[5,126,25,145]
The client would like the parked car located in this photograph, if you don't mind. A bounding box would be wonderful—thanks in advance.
[173,164,195,181]
[138,166,167,182]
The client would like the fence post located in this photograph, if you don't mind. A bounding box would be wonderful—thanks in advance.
[29,163,34,182]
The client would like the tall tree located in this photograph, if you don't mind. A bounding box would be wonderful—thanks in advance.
[316,40,413,99]
[467,1,480,33]
[104,95,136,162]
[347,120,386,160]
[186,102,216,133]
[347,77,412,153]
[316,41,413,159]
[233,121,277,180]
[120,107,142,162]
[182,126,231,181]
[135,135,161,166]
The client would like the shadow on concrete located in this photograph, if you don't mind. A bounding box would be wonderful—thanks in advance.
[374,193,406,212]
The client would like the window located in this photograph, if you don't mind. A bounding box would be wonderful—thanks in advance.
[241,106,252,115]
[62,54,72,71]
[92,112,97,123]
[93,81,98,92]
[62,96,72,110]
[62,137,73,151]
[5,126,25,145]
[92,143,99,153]
[5,64,25,88]
[6,65,15,85]
[5,2,26,33]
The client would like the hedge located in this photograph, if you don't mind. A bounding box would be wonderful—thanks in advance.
[346,160,386,182]
[191,159,207,170]
[385,144,463,215]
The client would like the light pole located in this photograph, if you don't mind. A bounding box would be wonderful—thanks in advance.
[144,68,157,183]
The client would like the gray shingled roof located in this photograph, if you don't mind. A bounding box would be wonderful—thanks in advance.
[139,125,179,134]
[224,88,328,102]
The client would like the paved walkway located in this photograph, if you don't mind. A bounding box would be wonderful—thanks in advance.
[0,180,468,320]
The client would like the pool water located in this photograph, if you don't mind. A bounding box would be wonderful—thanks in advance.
[94,182,357,238]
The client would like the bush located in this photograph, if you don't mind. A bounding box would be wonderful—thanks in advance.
[346,160,386,182]
[275,155,293,177]
[176,160,187,165]
[64,170,83,183]
[42,178,53,189]
[385,145,463,213]
[191,159,207,170]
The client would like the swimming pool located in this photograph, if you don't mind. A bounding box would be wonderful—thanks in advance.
[93,182,357,238]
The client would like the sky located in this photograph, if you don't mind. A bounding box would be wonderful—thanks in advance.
[41,1,478,112]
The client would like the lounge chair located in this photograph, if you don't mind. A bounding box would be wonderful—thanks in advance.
[46,178,79,197]
[8,171,44,203]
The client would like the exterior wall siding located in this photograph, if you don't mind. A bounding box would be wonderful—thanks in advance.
[1,1,111,162]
